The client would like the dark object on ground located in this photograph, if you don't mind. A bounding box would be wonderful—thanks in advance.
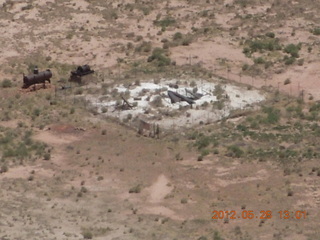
[69,65,94,83]
[113,96,133,111]
[71,65,94,77]
[185,89,203,100]
[23,66,52,88]
[168,90,195,105]
[59,85,71,90]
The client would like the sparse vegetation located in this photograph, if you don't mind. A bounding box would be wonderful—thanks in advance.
[0,1,319,239]
[147,48,171,67]
[1,79,12,88]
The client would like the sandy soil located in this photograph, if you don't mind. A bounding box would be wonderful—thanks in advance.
[1,1,320,239]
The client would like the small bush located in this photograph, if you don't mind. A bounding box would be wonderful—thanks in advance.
[70,108,75,114]
[297,59,304,66]
[254,57,265,64]
[182,37,192,46]
[242,64,249,71]
[284,78,291,85]
[81,187,88,193]
[173,32,183,40]
[181,198,188,204]
[198,236,208,240]
[312,27,320,35]
[1,79,12,88]
[129,184,142,193]
[151,96,163,108]
[227,145,244,158]
[147,48,171,66]
[75,88,83,95]
[0,165,8,173]
[213,231,224,240]
[265,32,275,38]
[153,17,176,28]
[43,153,51,161]
[21,4,33,11]
[284,57,295,65]
[135,41,152,53]
[284,43,300,58]
[82,230,93,239]
[262,106,280,124]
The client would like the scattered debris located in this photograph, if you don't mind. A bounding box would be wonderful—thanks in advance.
[167,90,195,105]
[138,119,160,138]
[113,96,133,111]
[185,89,203,100]
[88,79,265,130]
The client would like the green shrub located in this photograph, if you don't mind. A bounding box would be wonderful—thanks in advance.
[242,47,251,57]
[297,58,304,66]
[227,145,244,158]
[129,184,142,193]
[262,106,280,124]
[265,32,275,38]
[173,32,183,40]
[21,4,33,11]
[312,27,320,35]
[284,43,300,58]
[135,41,152,53]
[153,17,176,28]
[147,48,171,66]
[0,165,8,173]
[284,56,295,65]
[284,78,291,85]
[75,88,83,95]
[246,37,281,53]
[181,198,188,204]
[254,57,265,64]
[182,37,192,46]
[43,153,51,161]
[242,63,249,71]
[195,136,210,149]
[198,236,208,240]
[82,230,93,239]
[33,108,41,117]
[213,231,224,240]
[1,79,12,88]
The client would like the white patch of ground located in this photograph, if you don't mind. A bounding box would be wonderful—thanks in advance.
[215,169,269,188]
[33,130,79,145]
[147,174,173,203]
[142,206,184,221]
[0,165,55,180]
[88,78,265,129]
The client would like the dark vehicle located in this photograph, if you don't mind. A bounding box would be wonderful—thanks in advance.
[71,65,94,77]
[69,64,94,83]
[22,66,52,88]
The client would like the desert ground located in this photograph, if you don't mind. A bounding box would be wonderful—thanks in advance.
[0,0,320,240]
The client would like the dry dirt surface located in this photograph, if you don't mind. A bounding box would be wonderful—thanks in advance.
[0,0,320,100]
[1,0,320,240]
[1,121,320,240]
